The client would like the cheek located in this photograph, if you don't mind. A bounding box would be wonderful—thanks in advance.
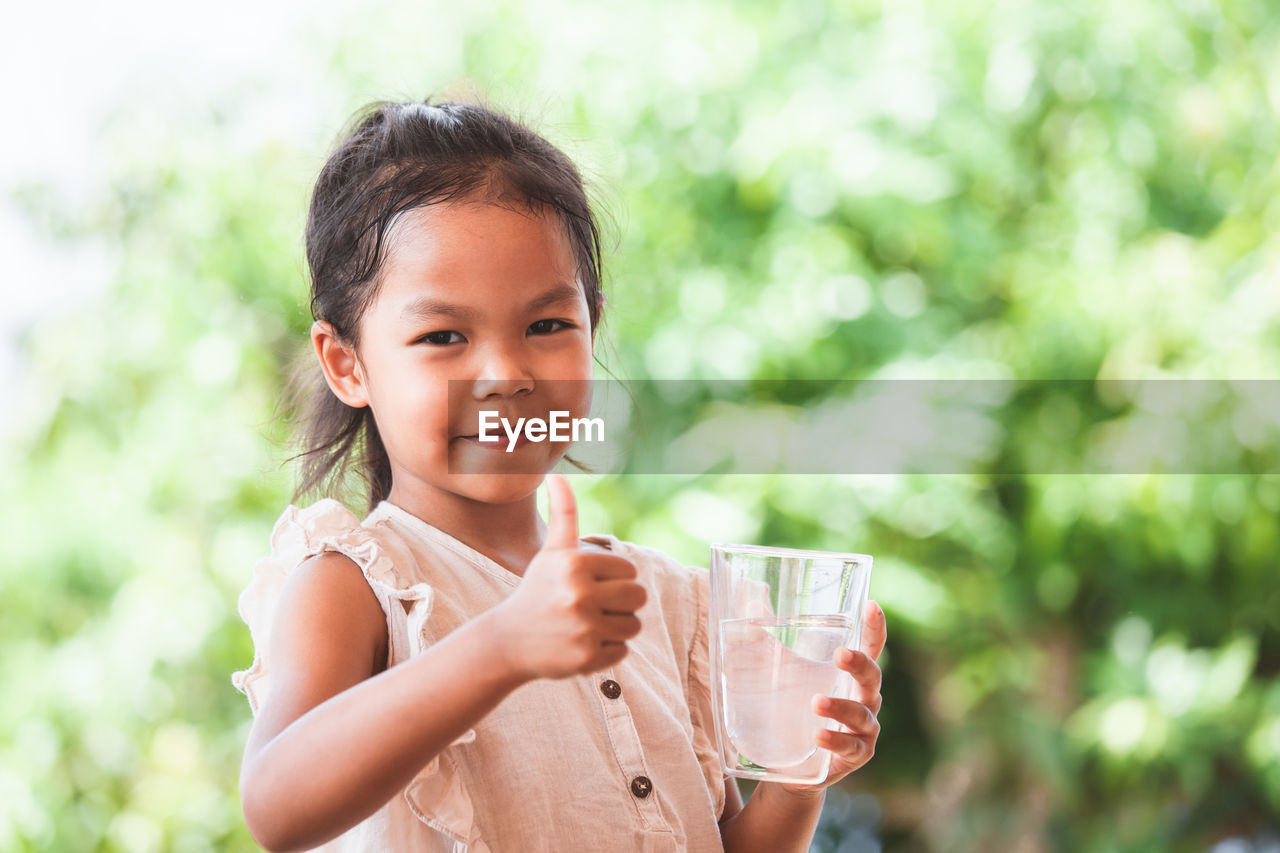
[565,341,596,411]
[564,333,596,376]
[389,381,452,443]
[553,383,593,427]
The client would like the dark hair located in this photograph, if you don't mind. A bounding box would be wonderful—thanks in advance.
[281,97,608,515]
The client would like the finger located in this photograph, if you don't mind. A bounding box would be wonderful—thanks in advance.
[812,695,880,736]
[859,599,887,662]
[834,647,882,712]
[543,473,580,550]
[591,641,630,671]
[594,579,647,613]
[815,727,875,763]
[598,612,643,641]
[576,553,638,582]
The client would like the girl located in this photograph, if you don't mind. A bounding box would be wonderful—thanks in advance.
[232,98,887,853]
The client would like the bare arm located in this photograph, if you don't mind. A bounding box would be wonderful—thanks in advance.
[718,781,825,853]
[238,552,525,852]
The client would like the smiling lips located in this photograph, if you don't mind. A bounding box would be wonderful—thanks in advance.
[455,410,546,451]
[456,433,534,450]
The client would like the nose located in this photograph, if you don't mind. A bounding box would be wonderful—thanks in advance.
[471,340,535,400]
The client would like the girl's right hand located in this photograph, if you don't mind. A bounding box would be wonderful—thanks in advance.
[489,474,647,681]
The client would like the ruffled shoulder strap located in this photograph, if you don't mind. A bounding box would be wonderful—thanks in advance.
[230,499,434,715]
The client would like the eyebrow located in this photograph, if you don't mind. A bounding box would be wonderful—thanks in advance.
[399,283,582,322]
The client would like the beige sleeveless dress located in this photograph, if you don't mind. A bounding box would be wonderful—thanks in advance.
[232,498,730,852]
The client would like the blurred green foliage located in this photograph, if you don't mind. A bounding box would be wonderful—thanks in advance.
[3,0,1279,851]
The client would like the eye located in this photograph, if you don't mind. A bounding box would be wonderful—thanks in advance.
[528,319,571,335]
[416,330,465,345]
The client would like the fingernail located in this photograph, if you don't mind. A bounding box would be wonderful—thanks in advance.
[813,694,832,712]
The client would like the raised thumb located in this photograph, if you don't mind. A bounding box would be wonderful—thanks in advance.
[543,473,580,550]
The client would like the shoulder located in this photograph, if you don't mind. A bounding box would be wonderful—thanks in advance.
[232,500,412,714]
[254,498,426,604]
[259,499,399,668]
[267,498,407,568]
[277,550,389,668]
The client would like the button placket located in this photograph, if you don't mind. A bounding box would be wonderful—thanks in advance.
[591,668,668,830]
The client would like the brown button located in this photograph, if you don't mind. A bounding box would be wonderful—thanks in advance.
[600,679,622,699]
[630,776,652,799]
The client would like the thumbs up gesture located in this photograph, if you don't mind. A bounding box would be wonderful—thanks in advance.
[490,474,648,682]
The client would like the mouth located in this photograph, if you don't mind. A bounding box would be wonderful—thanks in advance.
[455,433,534,450]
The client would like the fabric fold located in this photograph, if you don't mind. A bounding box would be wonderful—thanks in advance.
[403,745,491,853]
[685,568,729,820]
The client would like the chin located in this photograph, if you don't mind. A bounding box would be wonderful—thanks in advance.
[448,472,547,505]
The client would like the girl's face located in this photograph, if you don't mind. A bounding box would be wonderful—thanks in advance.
[328,200,596,507]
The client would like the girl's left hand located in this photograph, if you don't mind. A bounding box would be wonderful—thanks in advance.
[777,600,887,798]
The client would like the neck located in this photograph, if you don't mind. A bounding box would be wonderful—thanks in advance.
[384,478,550,577]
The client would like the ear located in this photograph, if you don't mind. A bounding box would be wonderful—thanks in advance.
[311,321,370,408]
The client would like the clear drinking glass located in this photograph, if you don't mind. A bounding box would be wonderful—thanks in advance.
[709,544,874,785]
